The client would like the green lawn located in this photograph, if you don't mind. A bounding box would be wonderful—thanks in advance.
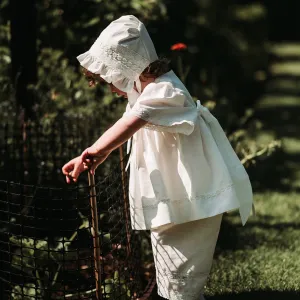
[206,192,300,299]
[206,43,300,300]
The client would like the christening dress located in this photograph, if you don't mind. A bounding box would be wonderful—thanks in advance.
[124,70,253,230]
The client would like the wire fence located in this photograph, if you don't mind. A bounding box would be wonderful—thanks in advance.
[0,118,155,299]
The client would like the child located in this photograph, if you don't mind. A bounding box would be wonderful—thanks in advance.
[62,15,253,300]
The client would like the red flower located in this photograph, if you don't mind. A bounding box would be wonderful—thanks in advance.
[171,43,187,51]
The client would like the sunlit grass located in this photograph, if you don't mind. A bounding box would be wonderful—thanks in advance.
[206,192,300,295]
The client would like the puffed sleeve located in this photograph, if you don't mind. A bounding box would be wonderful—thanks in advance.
[125,82,198,135]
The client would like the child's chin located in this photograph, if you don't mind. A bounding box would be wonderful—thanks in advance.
[119,93,128,98]
[115,93,127,99]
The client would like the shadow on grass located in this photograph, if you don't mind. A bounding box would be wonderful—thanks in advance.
[214,213,300,253]
[207,290,300,300]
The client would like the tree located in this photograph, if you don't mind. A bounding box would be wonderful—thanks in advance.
[10,0,37,120]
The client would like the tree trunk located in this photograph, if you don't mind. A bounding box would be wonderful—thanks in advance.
[10,0,37,120]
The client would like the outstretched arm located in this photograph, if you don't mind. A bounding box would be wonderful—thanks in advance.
[87,115,147,157]
[62,115,147,183]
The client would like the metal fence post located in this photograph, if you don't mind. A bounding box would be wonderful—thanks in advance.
[88,172,102,300]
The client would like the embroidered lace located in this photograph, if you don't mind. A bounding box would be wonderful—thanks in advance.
[130,183,234,210]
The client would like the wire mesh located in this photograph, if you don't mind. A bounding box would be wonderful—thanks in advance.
[0,118,154,300]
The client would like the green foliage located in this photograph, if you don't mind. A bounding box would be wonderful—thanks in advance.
[101,271,131,299]
[11,283,41,300]
[1,0,269,130]
[33,48,103,116]
[0,22,12,113]
[9,211,133,299]
[0,0,167,123]
[25,0,166,128]
[225,107,281,168]
[167,1,268,130]
[9,213,89,299]
[36,0,167,55]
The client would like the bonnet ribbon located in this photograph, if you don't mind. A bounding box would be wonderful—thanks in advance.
[196,100,217,124]
[196,100,255,220]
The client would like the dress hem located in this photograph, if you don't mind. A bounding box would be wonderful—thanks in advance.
[129,183,244,230]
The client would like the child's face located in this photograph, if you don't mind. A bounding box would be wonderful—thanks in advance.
[108,83,128,98]
[82,68,128,98]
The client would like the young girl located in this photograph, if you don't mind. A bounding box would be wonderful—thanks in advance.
[62,15,253,300]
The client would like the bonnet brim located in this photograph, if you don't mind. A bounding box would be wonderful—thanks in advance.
[77,50,135,93]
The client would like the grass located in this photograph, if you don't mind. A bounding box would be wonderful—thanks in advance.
[206,192,300,298]
[205,41,300,299]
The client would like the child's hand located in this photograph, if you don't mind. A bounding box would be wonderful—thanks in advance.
[62,156,89,184]
[81,147,110,174]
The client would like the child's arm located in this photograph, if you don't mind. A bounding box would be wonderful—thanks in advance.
[63,115,147,182]
[85,115,147,157]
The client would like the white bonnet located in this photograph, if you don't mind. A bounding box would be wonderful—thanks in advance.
[77,15,158,93]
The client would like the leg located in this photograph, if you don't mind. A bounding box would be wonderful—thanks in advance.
[150,214,223,300]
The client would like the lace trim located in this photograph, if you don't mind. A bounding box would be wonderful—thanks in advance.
[156,272,207,300]
[127,108,195,135]
[129,107,151,121]
[143,120,194,132]
[158,271,209,282]
[90,43,150,79]
[143,122,194,134]
[130,183,234,210]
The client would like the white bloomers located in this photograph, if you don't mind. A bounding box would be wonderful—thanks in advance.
[150,214,223,300]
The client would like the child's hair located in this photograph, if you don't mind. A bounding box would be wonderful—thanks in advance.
[82,57,170,87]
[140,57,171,80]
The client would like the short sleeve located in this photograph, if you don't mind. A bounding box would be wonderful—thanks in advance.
[126,82,198,135]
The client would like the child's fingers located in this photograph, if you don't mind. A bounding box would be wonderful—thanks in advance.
[66,175,71,184]
[66,172,76,184]
[62,164,73,175]
[72,163,84,182]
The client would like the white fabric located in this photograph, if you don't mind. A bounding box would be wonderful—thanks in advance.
[150,214,223,300]
[123,71,253,230]
[77,15,158,92]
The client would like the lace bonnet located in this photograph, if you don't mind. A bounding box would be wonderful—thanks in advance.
[77,15,158,93]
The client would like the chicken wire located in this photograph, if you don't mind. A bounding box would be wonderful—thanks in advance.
[0,119,155,300]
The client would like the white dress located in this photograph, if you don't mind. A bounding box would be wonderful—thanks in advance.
[123,70,253,230]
